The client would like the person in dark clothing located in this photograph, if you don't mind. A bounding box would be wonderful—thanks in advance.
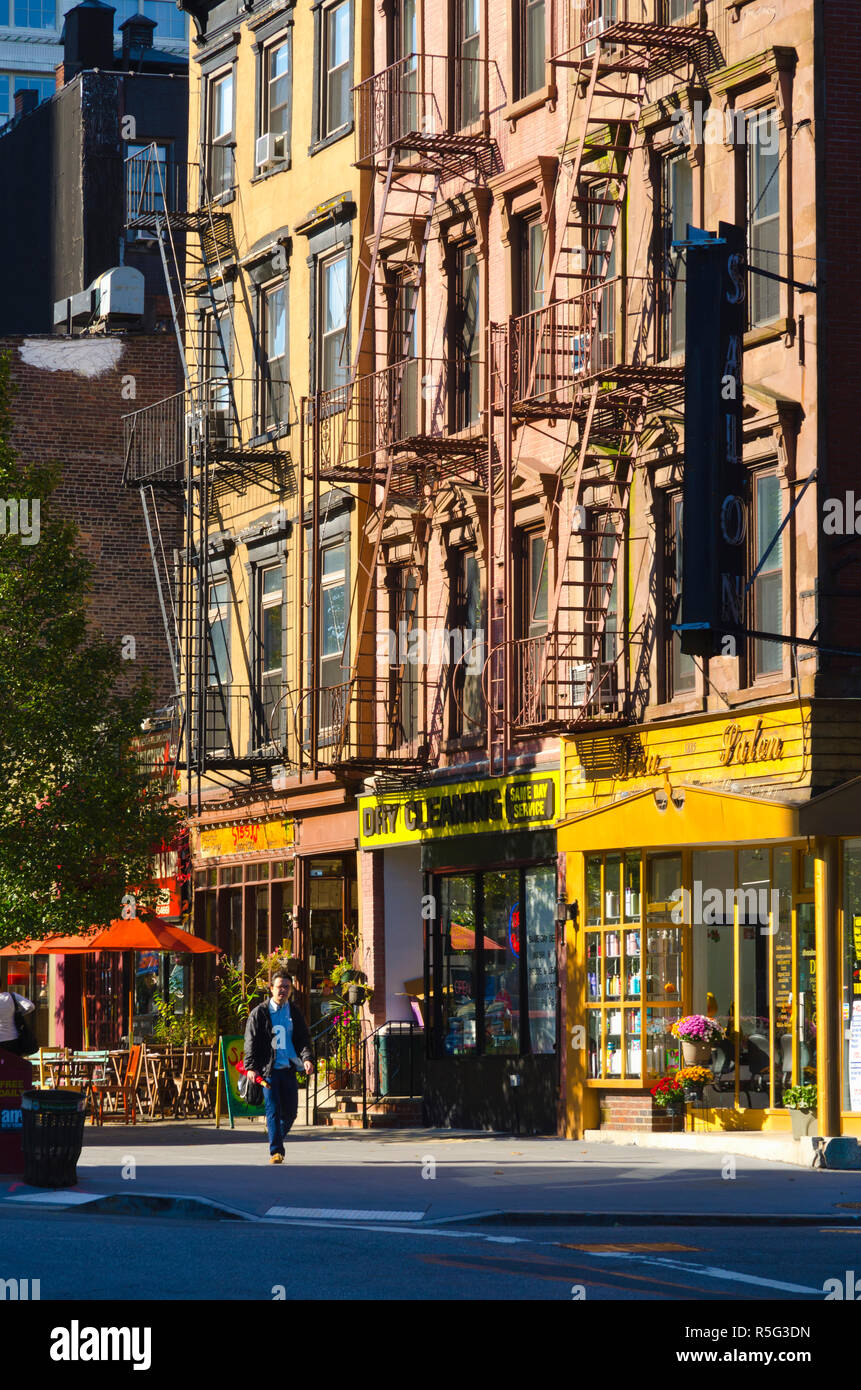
[244,970,314,1163]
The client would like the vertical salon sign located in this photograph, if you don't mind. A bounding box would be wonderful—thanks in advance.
[681,222,748,656]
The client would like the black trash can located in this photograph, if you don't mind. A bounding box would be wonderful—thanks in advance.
[21,1090,85,1188]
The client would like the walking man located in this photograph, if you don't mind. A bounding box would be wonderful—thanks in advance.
[244,970,314,1164]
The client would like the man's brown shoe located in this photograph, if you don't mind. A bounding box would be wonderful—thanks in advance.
[269,1153,284,1164]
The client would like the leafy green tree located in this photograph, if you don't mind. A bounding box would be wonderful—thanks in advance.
[0,355,179,944]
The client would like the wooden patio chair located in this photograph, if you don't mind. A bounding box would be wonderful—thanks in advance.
[90,1045,143,1125]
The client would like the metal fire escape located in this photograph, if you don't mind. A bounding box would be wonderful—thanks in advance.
[300,53,495,783]
[485,0,716,774]
[121,145,297,813]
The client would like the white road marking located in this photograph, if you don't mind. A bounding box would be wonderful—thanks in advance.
[265,1205,426,1222]
[585,1250,822,1294]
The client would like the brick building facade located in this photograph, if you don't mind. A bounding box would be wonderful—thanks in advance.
[2,332,183,705]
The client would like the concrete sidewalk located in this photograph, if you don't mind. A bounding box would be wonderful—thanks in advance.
[3,1121,860,1225]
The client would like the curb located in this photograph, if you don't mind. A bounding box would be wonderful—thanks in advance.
[429,1209,861,1228]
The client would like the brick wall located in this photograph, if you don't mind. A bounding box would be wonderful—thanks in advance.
[600,1091,685,1133]
[1,333,183,706]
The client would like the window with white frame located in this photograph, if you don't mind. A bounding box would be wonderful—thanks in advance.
[319,251,349,392]
[263,283,289,430]
[321,0,351,138]
[0,73,53,127]
[517,0,545,100]
[208,69,235,198]
[752,471,783,678]
[259,565,285,742]
[747,109,781,328]
[261,37,291,148]
[12,0,55,28]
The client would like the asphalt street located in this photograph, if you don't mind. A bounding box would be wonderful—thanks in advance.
[0,1206,858,1303]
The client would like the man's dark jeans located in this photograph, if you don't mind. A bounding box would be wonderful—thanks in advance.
[264,1068,299,1156]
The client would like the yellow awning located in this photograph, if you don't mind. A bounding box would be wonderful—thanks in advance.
[556,782,801,853]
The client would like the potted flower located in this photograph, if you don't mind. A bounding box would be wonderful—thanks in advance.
[676,1064,713,1103]
[651,1073,685,1116]
[672,1014,724,1065]
[782,1082,818,1139]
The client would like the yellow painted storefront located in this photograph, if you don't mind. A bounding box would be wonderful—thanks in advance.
[558,701,861,1140]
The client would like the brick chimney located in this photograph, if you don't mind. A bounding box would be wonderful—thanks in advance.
[60,0,116,85]
[13,88,40,118]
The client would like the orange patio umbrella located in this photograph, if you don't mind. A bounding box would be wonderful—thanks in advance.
[0,934,100,956]
[83,918,219,955]
[81,918,220,1050]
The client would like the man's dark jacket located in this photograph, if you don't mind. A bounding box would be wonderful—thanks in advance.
[244,997,314,1080]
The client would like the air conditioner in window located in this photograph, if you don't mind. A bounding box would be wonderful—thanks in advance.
[571,661,618,712]
[256,132,286,170]
[206,408,231,448]
[585,10,621,58]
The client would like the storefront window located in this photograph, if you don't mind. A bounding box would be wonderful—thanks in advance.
[796,901,817,1086]
[526,866,557,1053]
[773,847,792,1104]
[842,841,861,1113]
[433,865,557,1058]
[738,846,771,1094]
[255,885,269,960]
[586,855,601,925]
[483,871,520,1054]
[227,888,243,967]
[440,875,478,1054]
[646,853,681,921]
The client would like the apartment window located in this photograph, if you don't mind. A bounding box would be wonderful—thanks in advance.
[142,0,188,40]
[587,515,619,668]
[390,268,419,438]
[206,578,231,755]
[752,472,783,678]
[666,494,696,696]
[319,252,349,392]
[662,151,692,357]
[320,541,347,701]
[322,0,352,138]
[126,140,169,225]
[205,311,233,436]
[0,73,53,126]
[207,580,231,688]
[666,0,696,19]
[520,216,545,315]
[208,70,235,198]
[394,0,418,134]
[449,549,484,738]
[517,0,545,100]
[261,37,291,144]
[263,283,289,430]
[259,566,284,743]
[747,110,780,327]
[456,0,480,129]
[13,0,54,27]
[452,246,480,429]
[522,531,548,639]
[388,567,421,749]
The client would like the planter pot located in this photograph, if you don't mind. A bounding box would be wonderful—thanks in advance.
[664,1101,685,1118]
[347,985,363,1006]
[789,1106,819,1139]
[681,1039,713,1066]
[683,1083,705,1104]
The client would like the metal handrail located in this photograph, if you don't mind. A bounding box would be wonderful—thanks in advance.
[361,1020,423,1129]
